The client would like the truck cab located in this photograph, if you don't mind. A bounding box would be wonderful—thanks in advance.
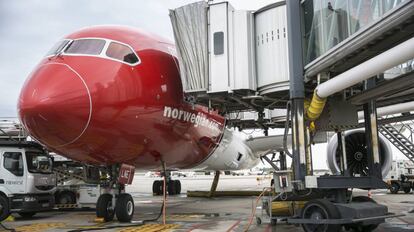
[0,141,56,221]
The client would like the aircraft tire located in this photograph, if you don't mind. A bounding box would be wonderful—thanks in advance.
[96,193,114,222]
[115,193,134,222]
[174,180,181,194]
[167,181,177,195]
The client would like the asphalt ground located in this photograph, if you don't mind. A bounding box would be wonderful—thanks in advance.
[1,175,414,232]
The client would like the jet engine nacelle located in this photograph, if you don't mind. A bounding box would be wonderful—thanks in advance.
[327,129,392,178]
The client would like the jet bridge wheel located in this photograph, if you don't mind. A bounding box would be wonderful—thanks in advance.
[115,193,134,222]
[301,199,341,232]
[0,195,10,222]
[96,193,115,222]
[347,196,379,232]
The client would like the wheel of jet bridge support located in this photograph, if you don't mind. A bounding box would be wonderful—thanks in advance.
[115,193,134,222]
[96,193,114,222]
[348,196,379,232]
[0,195,10,222]
[301,199,341,232]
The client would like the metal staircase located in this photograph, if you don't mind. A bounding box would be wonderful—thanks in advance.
[379,120,414,163]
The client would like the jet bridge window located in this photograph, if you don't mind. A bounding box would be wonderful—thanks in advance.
[65,39,106,55]
[106,42,139,65]
[3,152,23,176]
[213,32,224,55]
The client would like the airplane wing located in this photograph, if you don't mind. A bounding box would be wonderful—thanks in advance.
[245,134,291,158]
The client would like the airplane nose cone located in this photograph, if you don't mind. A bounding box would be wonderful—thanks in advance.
[18,63,91,147]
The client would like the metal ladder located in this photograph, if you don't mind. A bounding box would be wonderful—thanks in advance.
[379,120,414,163]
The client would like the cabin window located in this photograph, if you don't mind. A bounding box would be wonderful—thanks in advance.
[46,39,71,56]
[3,152,23,176]
[106,42,139,65]
[65,39,106,55]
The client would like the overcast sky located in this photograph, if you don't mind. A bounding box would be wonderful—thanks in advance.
[0,1,407,169]
[0,0,276,117]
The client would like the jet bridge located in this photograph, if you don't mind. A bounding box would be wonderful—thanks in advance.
[170,1,414,231]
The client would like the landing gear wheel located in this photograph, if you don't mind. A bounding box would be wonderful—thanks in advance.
[403,187,411,194]
[390,183,400,194]
[152,180,163,195]
[18,212,36,218]
[115,193,134,222]
[174,180,181,195]
[167,180,176,195]
[0,195,10,222]
[349,196,379,231]
[301,199,341,232]
[96,194,114,222]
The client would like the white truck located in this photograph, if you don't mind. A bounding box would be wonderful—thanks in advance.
[0,140,56,221]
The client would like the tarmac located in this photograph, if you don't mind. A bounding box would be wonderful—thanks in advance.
[1,175,414,232]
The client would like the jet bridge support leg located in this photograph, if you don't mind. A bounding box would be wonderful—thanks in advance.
[286,0,307,189]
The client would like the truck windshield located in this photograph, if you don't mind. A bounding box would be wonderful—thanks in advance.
[25,152,53,174]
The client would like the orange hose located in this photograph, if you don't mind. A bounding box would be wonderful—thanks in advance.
[162,176,167,225]
[243,188,270,232]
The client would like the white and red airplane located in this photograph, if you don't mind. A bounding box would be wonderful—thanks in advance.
[18,25,278,222]
[18,25,394,222]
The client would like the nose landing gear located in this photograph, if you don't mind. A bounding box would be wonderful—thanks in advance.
[95,164,136,222]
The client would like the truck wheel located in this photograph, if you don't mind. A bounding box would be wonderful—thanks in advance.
[96,194,114,222]
[403,187,411,194]
[115,193,134,222]
[390,182,400,194]
[0,195,10,222]
[57,191,76,205]
[18,212,36,218]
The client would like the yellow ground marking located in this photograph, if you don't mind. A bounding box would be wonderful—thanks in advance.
[14,222,66,232]
[118,223,180,232]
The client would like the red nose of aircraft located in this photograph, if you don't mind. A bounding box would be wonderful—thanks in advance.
[18,62,91,147]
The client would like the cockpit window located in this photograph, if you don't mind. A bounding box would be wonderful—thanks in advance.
[106,42,139,64]
[65,39,106,55]
[46,39,71,56]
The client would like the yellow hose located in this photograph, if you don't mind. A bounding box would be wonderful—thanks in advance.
[306,91,327,121]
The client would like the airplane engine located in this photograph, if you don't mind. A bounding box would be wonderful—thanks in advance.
[326,129,392,178]
[191,129,260,171]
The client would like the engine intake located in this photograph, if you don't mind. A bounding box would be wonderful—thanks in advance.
[327,129,392,178]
